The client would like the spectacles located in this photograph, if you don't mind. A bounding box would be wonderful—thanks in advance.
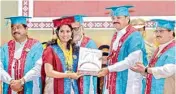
[111,16,126,20]
[154,30,168,33]
[72,26,81,32]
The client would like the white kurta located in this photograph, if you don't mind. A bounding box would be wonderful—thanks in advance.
[151,64,175,94]
[0,40,42,94]
[156,39,175,56]
[151,64,176,79]
[104,26,143,94]
[76,35,83,47]
[44,77,54,94]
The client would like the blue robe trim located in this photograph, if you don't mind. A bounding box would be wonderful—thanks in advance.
[51,44,79,94]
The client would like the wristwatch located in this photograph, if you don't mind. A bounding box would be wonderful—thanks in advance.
[145,67,148,74]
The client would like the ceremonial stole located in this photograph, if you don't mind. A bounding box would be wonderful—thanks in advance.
[7,38,37,94]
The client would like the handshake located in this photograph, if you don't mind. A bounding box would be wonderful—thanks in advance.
[10,78,24,92]
[97,62,146,77]
[67,72,82,79]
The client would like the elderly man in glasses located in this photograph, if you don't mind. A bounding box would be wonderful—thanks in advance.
[71,15,98,94]
[131,19,175,94]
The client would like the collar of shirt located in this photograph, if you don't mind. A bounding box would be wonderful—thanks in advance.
[157,39,175,55]
[112,25,129,50]
[159,39,174,50]
[77,34,83,46]
[116,25,129,36]
[15,38,27,50]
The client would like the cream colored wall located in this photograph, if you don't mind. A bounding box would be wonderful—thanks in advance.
[1,1,18,45]
[27,29,115,47]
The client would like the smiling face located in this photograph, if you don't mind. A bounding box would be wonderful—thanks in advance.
[111,16,130,30]
[71,22,83,43]
[155,27,174,44]
[57,24,72,43]
[11,24,28,40]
